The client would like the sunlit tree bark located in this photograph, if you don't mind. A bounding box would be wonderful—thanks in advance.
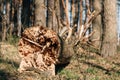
[17,0,22,37]
[35,0,46,26]
[92,0,102,49]
[47,0,54,29]
[101,0,117,57]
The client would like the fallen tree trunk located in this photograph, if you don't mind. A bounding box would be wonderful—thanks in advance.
[18,26,73,75]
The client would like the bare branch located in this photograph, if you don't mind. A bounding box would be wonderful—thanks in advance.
[61,0,73,41]
[22,37,43,48]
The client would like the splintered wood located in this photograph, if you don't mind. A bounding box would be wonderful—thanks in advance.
[18,26,60,75]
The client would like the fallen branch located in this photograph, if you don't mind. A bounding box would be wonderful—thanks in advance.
[22,37,43,48]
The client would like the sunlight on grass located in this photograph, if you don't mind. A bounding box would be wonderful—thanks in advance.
[91,76,99,80]
[59,69,79,79]
[86,67,98,74]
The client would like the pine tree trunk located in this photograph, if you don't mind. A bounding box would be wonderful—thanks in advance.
[9,1,14,36]
[17,0,22,37]
[2,2,7,41]
[2,15,7,41]
[54,0,60,33]
[6,2,10,28]
[72,0,79,26]
[101,0,117,57]
[35,0,46,26]
[47,0,54,29]
[22,0,30,26]
[92,0,102,49]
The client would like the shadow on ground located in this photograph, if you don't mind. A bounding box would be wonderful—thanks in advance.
[0,58,19,80]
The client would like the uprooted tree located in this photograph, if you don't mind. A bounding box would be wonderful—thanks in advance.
[18,0,100,76]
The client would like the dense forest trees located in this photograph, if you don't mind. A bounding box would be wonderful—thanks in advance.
[0,0,119,77]
[0,0,118,58]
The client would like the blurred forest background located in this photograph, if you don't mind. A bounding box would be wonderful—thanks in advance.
[1,0,120,80]
[0,0,120,56]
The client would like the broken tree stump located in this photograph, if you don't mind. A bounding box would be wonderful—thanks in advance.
[18,26,74,75]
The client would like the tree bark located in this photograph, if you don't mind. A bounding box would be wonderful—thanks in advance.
[92,0,102,49]
[101,0,117,57]
[17,0,22,37]
[54,0,61,33]
[72,0,79,26]
[2,15,7,41]
[35,0,46,26]
[47,0,54,29]
[22,0,30,26]
[2,2,7,41]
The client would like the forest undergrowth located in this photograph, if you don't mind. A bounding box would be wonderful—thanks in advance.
[0,41,120,80]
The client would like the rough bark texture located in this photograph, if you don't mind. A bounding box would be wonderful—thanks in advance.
[2,14,7,41]
[101,0,117,57]
[47,0,54,29]
[54,0,60,33]
[17,0,22,37]
[35,0,46,26]
[92,0,102,49]
[2,2,7,41]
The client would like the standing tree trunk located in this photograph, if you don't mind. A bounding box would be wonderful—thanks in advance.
[35,0,46,26]
[17,0,22,37]
[2,1,7,41]
[101,0,117,57]
[6,2,10,29]
[2,15,7,41]
[22,0,30,26]
[47,0,54,29]
[9,0,14,36]
[92,0,102,49]
[72,0,79,26]
[54,0,60,33]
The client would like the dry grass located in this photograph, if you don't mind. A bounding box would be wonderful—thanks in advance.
[1,42,120,80]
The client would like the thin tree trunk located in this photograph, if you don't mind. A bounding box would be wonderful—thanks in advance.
[72,0,79,26]
[78,0,83,34]
[2,15,7,41]
[17,0,22,37]
[2,2,7,41]
[101,0,117,57]
[79,0,83,26]
[29,1,35,26]
[6,2,10,28]
[9,1,14,36]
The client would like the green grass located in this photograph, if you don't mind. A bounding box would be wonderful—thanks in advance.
[1,42,120,80]
[7,35,19,45]
[59,69,79,80]
[91,76,99,80]
[86,67,98,74]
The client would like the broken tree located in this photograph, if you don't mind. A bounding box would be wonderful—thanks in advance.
[18,0,100,76]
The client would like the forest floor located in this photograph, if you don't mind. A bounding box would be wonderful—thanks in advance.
[1,42,120,80]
